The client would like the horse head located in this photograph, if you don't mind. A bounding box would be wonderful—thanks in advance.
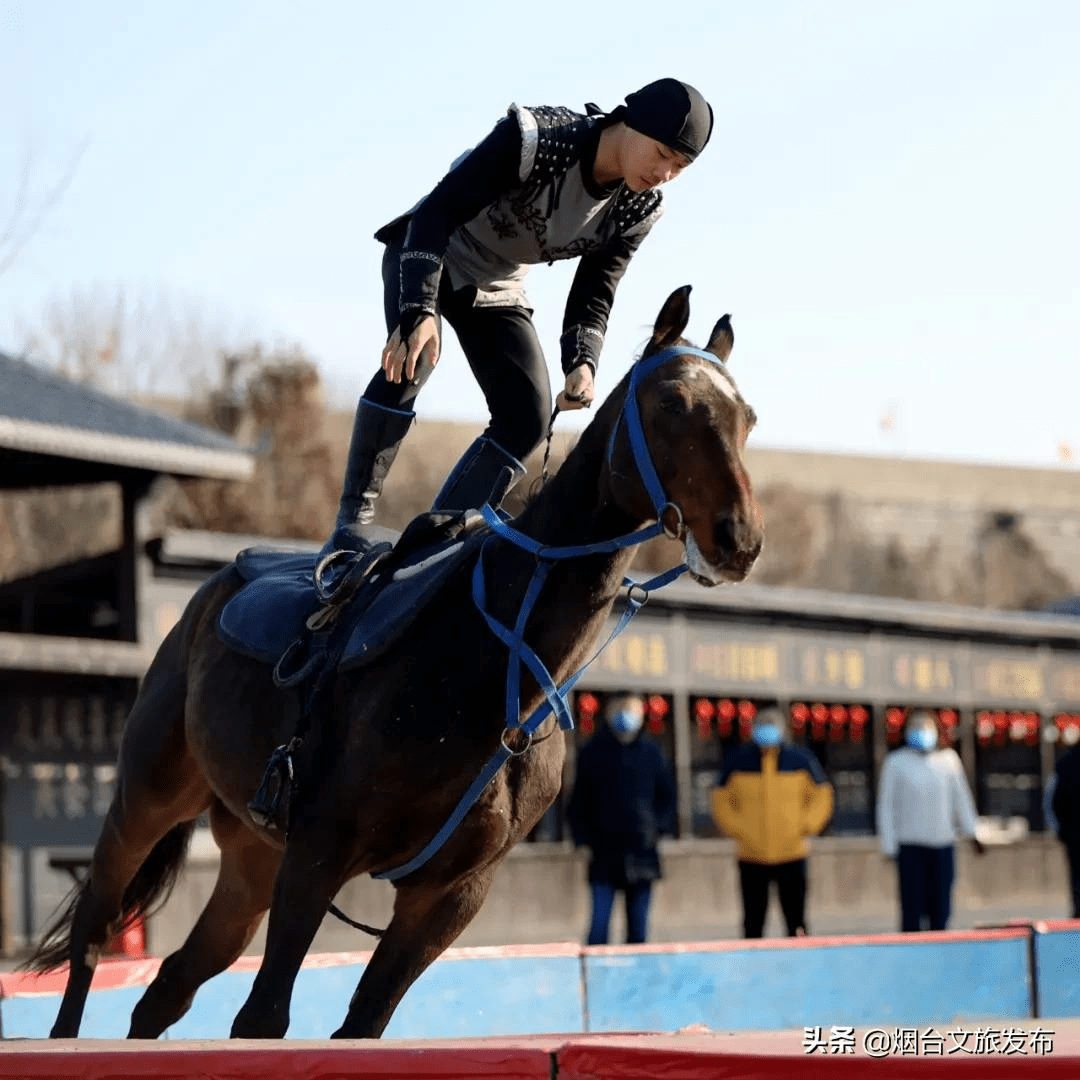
[605,285,764,585]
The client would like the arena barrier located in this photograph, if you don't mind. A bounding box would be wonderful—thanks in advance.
[1031,918,1080,1019]
[2,1030,1080,1079]
[2,923,1078,1042]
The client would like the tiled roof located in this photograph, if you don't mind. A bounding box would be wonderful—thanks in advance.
[0,351,252,480]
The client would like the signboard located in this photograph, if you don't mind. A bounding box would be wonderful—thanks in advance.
[1,693,126,763]
[885,645,965,702]
[795,640,871,696]
[972,651,1046,704]
[1048,656,1080,707]
[688,630,783,692]
[595,629,673,680]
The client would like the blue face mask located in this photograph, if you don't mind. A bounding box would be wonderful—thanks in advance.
[907,727,938,751]
[609,709,644,742]
[752,723,782,748]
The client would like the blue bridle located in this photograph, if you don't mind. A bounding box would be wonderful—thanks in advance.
[374,345,732,881]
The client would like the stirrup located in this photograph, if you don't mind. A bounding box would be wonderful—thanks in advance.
[247,742,298,831]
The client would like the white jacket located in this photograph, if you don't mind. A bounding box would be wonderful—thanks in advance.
[876,746,979,856]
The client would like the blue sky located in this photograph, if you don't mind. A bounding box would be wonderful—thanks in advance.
[2,0,1078,468]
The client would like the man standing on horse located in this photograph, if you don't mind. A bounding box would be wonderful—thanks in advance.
[323,77,714,555]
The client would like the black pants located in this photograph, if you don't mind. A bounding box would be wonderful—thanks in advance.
[1064,844,1080,918]
[738,859,807,938]
[363,232,552,462]
[896,844,955,932]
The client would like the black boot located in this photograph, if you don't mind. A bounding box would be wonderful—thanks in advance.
[431,436,526,513]
[322,397,414,555]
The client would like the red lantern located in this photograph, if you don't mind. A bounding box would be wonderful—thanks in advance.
[577,692,599,718]
[646,695,668,734]
[737,700,757,721]
[716,699,733,739]
[1021,712,1039,745]
[885,707,905,745]
[738,710,754,740]
[791,703,809,734]
[849,705,869,725]
[580,715,595,735]
[810,702,828,740]
[694,698,715,740]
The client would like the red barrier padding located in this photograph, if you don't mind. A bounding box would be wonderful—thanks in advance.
[0,1039,557,1080]
[3,1031,1079,1079]
[557,1030,1080,1079]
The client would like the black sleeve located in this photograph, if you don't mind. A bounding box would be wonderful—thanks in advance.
[559,226,653,376]
[653,749,678,836]
[567,746,595,847]
[396,116,523,319]
[1053,768,1078,841]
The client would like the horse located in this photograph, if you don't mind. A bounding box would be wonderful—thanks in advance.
[28,284,764,1040]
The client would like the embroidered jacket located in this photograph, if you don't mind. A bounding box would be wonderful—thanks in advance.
[375,103,664,375]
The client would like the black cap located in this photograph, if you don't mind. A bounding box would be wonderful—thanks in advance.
[622,78,714,162]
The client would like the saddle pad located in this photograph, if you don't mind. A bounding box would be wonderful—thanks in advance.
[338,528,487,671]
[217,527,488,672]
[219,554,323,664]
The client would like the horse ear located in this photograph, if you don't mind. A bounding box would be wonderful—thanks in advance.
[649,285,692,350]
[705,314,734,364]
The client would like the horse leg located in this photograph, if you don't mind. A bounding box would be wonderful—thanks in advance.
[229,832,351,1038]
[127,801,281,1038]
[48,669,208,1038]
[331,864,497,1039]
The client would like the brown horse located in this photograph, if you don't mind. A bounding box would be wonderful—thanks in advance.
[29,284,763,1039]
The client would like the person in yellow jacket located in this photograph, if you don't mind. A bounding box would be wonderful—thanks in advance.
[711,707,834,937]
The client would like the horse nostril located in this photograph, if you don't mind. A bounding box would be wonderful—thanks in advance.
[714,515,737,553]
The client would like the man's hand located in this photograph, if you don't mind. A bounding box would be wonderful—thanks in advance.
[972,836,987,856]
[556,363,595,410]
[382,315,440,383]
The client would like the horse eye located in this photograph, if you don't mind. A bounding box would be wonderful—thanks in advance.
[659,394,688,416]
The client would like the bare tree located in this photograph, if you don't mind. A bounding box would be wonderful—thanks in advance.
[0,143,87,280]
[19,285,245,399]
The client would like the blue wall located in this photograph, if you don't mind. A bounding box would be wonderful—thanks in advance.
[583,938,1031,1032]
[1033,925,1080,1018]
[2,928,1065,1041]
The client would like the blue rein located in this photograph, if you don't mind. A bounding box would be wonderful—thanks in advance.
[373,345,725,881]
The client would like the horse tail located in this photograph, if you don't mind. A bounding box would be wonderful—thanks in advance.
[26,820,197,973]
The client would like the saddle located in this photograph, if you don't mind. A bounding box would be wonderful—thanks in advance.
[219,510,491,831]
[218,511,489,678]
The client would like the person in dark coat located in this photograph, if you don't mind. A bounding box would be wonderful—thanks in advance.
[1050,742,1080,917]
[567,693,677,945]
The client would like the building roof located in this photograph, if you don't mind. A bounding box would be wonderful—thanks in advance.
[743,445,1080,512]
[643,576,1080,646]
[0,351,253,484]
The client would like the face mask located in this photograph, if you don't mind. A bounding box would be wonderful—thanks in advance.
[907,727,938,752]
[752,723,782,748]
[609,708,644,743]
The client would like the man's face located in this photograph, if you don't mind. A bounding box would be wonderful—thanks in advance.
[622,130,691,192]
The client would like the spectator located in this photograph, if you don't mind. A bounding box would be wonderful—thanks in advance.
[1049,742,1080,918]
[567,694,676,945]
[711,707,833,938]
[876,709,984,932]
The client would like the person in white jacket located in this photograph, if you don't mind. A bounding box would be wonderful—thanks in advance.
[876,710,985,931]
